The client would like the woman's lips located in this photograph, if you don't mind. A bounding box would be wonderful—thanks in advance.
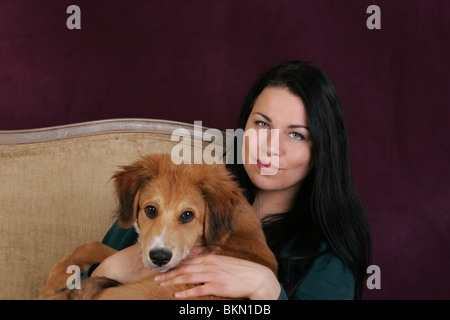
[257,160,279,175]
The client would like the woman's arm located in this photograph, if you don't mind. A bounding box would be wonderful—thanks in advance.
[91,243,155,284]
[154,253,281,300]
[90,238,282,300]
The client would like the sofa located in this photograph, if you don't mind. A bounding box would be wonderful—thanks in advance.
[0,118,228,299]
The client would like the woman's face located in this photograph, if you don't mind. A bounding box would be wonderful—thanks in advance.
[243,86,314,194]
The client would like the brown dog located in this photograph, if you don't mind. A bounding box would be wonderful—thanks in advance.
[38,154,277,299]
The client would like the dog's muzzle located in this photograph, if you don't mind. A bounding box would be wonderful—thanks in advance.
[149,248,172,267]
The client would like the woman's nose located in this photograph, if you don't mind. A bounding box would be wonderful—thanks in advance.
[264,129,281,157]
[257,129,282,168]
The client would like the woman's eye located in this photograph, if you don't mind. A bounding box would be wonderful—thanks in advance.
[255,120,270,128]
[290,132,305,140]
[144,205,158,219]
[179,211,194,224]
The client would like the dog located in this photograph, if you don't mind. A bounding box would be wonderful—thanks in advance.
[38,154,277,299]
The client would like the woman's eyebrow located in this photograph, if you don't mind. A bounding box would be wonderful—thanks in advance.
[254,112,272,122]
[288,124,310,131]
[254,112,309,131]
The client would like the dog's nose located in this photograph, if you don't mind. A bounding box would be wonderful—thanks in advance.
[149,248,172,267]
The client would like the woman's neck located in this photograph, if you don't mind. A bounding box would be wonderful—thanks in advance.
[253,188,299,219]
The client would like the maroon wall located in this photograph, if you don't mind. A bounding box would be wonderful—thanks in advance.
[0,0,448,299]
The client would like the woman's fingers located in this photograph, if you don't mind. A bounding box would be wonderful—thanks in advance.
[158,270,210,287]
[173,283,215,299]
[155,257,213,283]
[154,253,281,299]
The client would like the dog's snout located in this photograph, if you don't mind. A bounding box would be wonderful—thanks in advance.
[149,248,172,267]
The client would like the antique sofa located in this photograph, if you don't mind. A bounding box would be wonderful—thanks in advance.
[0,119,229,299]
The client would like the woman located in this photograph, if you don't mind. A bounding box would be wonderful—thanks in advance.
[91,61,372,300]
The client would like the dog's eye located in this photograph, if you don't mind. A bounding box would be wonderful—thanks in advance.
[144,205,158,219]
[179,211,194,224]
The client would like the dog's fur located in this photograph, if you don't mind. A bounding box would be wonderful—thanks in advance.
[38,154,277,300]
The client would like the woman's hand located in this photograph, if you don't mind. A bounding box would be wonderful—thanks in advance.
[91,243,154,284]
[90,244,219,284]
[154,254,281,300]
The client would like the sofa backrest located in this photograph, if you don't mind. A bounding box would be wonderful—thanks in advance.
[0,119,229,299]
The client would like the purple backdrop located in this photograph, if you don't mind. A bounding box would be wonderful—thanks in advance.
[0,0,448,299]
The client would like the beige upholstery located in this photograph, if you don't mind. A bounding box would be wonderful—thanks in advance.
[0,119,228,299]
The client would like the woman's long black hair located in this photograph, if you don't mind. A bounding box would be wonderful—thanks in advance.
[226,61,372,299]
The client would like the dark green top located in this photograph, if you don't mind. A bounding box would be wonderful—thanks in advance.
[87,221,355,300]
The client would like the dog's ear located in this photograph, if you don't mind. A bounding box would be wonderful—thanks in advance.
[112,156,160,228]
[197,164,243,246]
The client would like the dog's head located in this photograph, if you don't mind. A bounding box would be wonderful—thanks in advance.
[112,154,243,271]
